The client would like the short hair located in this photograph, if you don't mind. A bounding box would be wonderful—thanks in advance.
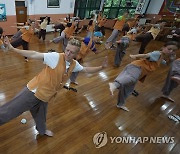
[164,41,179,49]
[68,39,81,52]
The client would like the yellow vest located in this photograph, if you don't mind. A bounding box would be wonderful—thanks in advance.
[28,53,76,102]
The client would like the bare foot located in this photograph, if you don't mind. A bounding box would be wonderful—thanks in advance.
[105,43,111,49]
[109,82,116,95]
[117,105,129,112]
[44,130,54,137]
[161,95,175,102]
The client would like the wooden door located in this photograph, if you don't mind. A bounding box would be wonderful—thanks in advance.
[16,6,27,23]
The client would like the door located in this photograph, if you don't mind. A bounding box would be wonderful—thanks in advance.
[16,6,27,23]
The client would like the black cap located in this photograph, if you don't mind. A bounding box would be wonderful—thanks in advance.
[0,27,3,35]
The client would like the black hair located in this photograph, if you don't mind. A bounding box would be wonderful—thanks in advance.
[88,19,93,26]
[0,27,3,35]
[164,41,179,49]
[67,22,72,27]
[66,14,71,22]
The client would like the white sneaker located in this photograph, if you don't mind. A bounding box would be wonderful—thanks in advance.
[161,95,175,102]
[171,76,180,84]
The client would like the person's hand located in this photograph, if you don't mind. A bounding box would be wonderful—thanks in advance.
[116,40,122,44]
[102,56,108,68]
[4,36,13,50]
[130,54,136,59]
[69,36,74,39]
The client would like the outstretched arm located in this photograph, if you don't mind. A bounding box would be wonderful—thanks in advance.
[81,56,108,73]
[130,53,149,60]
[4,36,44,61]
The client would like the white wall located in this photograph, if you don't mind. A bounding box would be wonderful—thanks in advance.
[0,0,16,15]
[26,0,75,15]
[146,0,164,14]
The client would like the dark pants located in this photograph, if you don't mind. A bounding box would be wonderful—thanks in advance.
[11,37,28,50]
[0,87,48,135]
[54,24,65,35]
[162,59,180,96]
[39,29,46,40]
[11,37,28,59]
[114,64,142,106]
[114,37,129,67]
[135,32,153,54]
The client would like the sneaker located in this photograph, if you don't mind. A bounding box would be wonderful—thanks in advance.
[132,90,139,97]
[110,45,116,49]
[161,95,175,102]
[171,76,180,84]
[168,115,179,124]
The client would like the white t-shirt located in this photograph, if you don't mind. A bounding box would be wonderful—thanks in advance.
[43,52,83,72]
[28,52,83,92]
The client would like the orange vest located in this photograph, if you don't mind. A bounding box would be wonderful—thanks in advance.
[28,53,76,102]
[20,27,27,34]
[131,55,162,82]
[98,18,107,27]
[0,39,3,46]
[127,20,135,28]
[76,39,92,61]
[97,14,102,24]
[113,16,126,31]
[22,26,34,42]
[88,21,95,32]
[64,24,76,38]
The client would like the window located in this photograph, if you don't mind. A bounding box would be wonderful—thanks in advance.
[104,0,139,18]
[74,0,139,19]
[74,0,101,19]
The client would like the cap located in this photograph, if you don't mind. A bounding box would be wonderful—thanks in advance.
[94,31,103,37]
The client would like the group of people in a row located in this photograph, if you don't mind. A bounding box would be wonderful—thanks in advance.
[0,10,179,137]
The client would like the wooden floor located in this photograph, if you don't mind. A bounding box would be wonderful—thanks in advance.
[0,30,179,154]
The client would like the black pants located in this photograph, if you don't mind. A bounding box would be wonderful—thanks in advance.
[135,32,153,54]
[39,29,46,40]
[11,37,28,50]
[54,24,65,35]
[11,37,28,59]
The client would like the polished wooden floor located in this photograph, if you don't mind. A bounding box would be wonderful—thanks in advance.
[0,30,179,154]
